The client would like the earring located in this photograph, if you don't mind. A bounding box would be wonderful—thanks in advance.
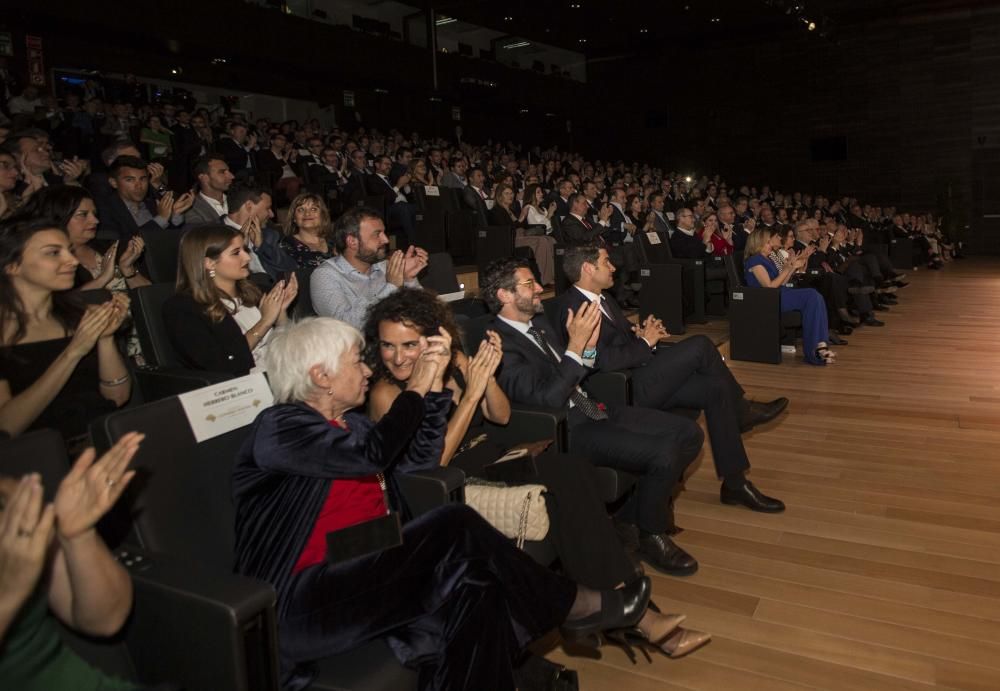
[327,389,334,395]
[208,268,216,278]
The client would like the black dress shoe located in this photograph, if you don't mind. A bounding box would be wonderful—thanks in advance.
[720,480,785,513]
[739,397,789,432]
[828,334,848,346]
[836,324,854,336]
[637,533,698,576]
[561,576,652,643]
[862,315,885,326]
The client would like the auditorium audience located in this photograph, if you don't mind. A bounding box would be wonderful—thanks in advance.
[482,257,706,575]
[233,315,663,689]
[363,287,710,655]
[163,224,297,375]
[0,217,130,447]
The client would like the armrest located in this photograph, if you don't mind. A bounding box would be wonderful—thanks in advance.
[398,466,467,517]
[584,370,633,407]
[119,546,281,691]
[134,366,233,402]
[485,405,567,452]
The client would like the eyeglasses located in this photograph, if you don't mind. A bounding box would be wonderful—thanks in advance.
[515,278,538,289]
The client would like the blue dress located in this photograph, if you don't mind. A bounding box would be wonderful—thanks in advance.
[744,254,829,365]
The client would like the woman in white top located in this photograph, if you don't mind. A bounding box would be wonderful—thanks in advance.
[518,184,556,233]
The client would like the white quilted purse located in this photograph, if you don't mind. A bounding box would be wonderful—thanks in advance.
[464,480,550,549]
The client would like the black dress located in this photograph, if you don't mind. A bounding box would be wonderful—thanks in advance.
[0,337,116,448]
[399,372,637,590]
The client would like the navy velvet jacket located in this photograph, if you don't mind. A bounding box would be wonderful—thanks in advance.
[232,390,452,616]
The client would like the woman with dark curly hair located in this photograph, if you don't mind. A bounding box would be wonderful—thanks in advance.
[363,289,710,660]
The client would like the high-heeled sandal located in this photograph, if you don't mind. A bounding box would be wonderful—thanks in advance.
[560,577,651,648]
[660,627,712,659]
[815,345,836,364]
[602,613,687,663]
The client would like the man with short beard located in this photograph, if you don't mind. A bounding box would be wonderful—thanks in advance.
[310,207,428,329]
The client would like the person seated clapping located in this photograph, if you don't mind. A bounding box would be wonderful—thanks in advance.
[162,225,297,376]
[744,228,834,365]
[0,218,131,449]
[0,434,156,690]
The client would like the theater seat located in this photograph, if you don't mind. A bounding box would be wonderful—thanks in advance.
[725,255,802,364]
[92,389,466,691]
[130,282,234,399]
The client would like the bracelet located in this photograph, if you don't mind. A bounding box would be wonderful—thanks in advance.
[100,373,131,387]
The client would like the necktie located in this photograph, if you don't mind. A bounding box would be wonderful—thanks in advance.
[526,326,608,421]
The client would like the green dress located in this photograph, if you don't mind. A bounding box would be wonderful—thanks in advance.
[0,586,138,690]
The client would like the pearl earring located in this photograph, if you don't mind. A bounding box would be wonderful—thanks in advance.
[209,268,216,278]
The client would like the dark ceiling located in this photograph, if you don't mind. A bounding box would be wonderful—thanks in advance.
[428,0,976,56]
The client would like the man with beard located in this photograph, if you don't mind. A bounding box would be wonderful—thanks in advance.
[310,207,428,328]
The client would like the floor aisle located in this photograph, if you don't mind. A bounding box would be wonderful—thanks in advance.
[549,258,1000,690]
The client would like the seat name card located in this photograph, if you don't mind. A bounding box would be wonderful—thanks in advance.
[646,232,662,245]
[179,373,273,443]
[424,185,440,196]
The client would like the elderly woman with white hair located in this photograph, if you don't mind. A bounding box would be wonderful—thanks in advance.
[231,317,654,691]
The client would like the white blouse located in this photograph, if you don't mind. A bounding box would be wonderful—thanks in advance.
[525,205,552,231]
[221,297,271,370]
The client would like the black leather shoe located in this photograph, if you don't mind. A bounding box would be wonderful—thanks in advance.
[836,324,854,336]
[637,533,698,576]
[720,480,785,513]
[739,397,789,432]
[561,576,652,643]
[828,334,848,346]
[863,316,885,326]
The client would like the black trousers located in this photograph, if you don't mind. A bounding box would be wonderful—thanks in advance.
[567,405,704,535]
[280,504,575,691]
[630,335,751,481]
[451,446,637,590]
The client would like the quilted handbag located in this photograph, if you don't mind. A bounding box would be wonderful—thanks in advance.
[464,479,550,549]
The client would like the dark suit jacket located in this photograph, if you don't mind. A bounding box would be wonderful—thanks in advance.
[161,292,255,376]
[669,229,709,259]
[733,226,752,253]
[217,138,254,179]
[552,287,654,374]
[256,224,299,280]
[342,170,368,207]
[561,214,605,247]
[97,194,174,240]
[490,315,593,412]
[365,173,399,211]
[462,185,490,227]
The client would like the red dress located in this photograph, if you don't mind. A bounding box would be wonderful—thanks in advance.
[709,233,734,256]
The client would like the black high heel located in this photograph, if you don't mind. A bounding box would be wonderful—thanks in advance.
[560,577,651,646]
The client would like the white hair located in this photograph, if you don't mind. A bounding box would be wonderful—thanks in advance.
[264,317,363,403]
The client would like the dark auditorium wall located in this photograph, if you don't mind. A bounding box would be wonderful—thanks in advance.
[585,3,1000,253]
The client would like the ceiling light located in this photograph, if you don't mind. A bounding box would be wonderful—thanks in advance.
[807,20,817,31]
[639,28,648,34]
[503,40,531,49]
[578,38,587,43]
[504,15,513,21]
[710,17,721,23]
[436,16,457,25]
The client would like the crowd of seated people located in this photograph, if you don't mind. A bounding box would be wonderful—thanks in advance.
[0,73,962,689]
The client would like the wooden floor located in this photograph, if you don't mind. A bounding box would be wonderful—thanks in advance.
[547,258,1000,690]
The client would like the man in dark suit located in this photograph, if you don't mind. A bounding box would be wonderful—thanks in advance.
[216,121,256,183]
[647,193,674,235]
[669,208,713,259]
[482,257,704,576]
[461,167,491,226]
[554,245,787,513]
[341,148,370,208]
[98,155,194,240]
[368,154,417,247]
[222,184,297,287]
[561,193,612,246]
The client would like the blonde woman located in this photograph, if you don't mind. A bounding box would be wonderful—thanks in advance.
[280,193,334,268]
